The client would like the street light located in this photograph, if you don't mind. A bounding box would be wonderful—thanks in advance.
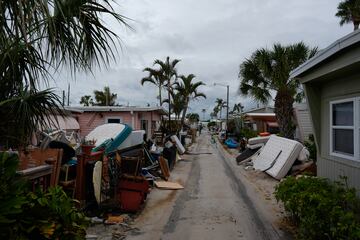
[214,83,229,139]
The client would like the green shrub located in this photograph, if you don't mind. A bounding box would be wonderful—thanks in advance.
[239,128,258,139]
[0,151,89,239]
[274,176,360,240]
[304,134,317,162]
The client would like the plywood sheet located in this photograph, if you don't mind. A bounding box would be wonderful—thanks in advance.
[158,156,170,180]
[154,181,184,190]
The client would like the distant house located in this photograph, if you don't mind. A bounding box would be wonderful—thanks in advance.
[66,106,167,139]
[290,30,360,193]
[243,107,279,133]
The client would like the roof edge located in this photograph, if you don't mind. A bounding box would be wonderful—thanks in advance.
[290,29,360,78]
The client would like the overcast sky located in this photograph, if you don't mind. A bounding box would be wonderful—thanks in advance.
[50,0,352,119]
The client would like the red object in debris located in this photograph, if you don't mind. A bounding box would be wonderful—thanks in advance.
[259,132,270,137]
[117,177,150,211]
[118,190,143,212]
[81,145,95,155]
[118,178,150,195]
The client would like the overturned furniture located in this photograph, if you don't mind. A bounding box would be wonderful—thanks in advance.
[253,135,303,180]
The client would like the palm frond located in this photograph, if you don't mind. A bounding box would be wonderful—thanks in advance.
[0,88,64,147]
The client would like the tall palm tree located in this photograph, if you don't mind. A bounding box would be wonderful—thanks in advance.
[0,0,130,147]
[215,98,226,119]
[141,68,166,106]
[175,74,206,127]
[93,86,117,106]
[152,57,181,131]
[336,0,360,30]
[239,42,317,138]
[163,90,186,120]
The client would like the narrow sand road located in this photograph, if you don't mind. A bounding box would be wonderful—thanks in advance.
[127,132,290,240]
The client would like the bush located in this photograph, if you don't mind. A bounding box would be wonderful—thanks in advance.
[274,176,360,240]
[304,134,317,162]
[239,128,257,139]
[0,151,89,239]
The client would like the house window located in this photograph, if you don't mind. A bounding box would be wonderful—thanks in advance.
[330,98,360,161]
[106,118,122,124]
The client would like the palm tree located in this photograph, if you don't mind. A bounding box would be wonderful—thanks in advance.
[186,113,200,123]
[0,0,130,147]
[80,95,94,106]
[175,74,206,127]
[336,0,360,30]
[93,86,117,106]
[210,112,217,119]
[141,68,166,106]
[152,57,181,131]
[215,98,226,119]
[239,42,317,138]
[0,89,64,147]
[232,103,244,114]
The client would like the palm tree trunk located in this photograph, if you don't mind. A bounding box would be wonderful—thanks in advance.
[181,99,189,127]
[274,89,295,139]
[354,21,359,31]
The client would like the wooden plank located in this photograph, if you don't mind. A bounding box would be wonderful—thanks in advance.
[158,156,170,180]
[154,181,184,190]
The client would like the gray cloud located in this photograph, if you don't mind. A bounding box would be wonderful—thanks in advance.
[49,0,353,118]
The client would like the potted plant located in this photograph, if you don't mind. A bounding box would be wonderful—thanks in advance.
[80,139,96,155]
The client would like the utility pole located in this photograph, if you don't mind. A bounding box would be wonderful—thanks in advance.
[67,83,70,106]
[62,90,65,106]
[168,81,171,134]
[226,85,229,138]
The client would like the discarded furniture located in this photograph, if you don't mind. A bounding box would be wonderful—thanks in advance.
[75,151,103,201]
[171,135,185,154]
[253,135,303,179]
[59,163,77,198]
[17,165,53,191]
[158,156,170,180]
[19,148,63,187]
[87,123,132,154]
[236,136,270,164]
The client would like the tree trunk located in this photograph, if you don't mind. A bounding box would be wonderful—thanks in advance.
[354,21,359,31]
[274,89,295,139]
[181,98,189,127]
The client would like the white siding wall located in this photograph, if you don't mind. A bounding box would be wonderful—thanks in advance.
[294,103,314,142]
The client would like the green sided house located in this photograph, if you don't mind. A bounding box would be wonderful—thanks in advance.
[290,30,360,193]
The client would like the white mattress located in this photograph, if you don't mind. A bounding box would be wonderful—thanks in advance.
[118,130,145,150]
[248,136,270,145]
[86,123,126,147]
[253,135,303,180]
[171,135,186,154]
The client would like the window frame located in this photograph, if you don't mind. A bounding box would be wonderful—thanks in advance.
[329,97,359,161]
[105,117,122,124]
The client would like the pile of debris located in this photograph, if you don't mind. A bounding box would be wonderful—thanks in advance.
[236,135,316,180]
[17,122,187,216]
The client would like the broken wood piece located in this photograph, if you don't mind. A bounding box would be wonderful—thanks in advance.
[105,215,125,224]
[154,181,184,190]
[158,156,170,180]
